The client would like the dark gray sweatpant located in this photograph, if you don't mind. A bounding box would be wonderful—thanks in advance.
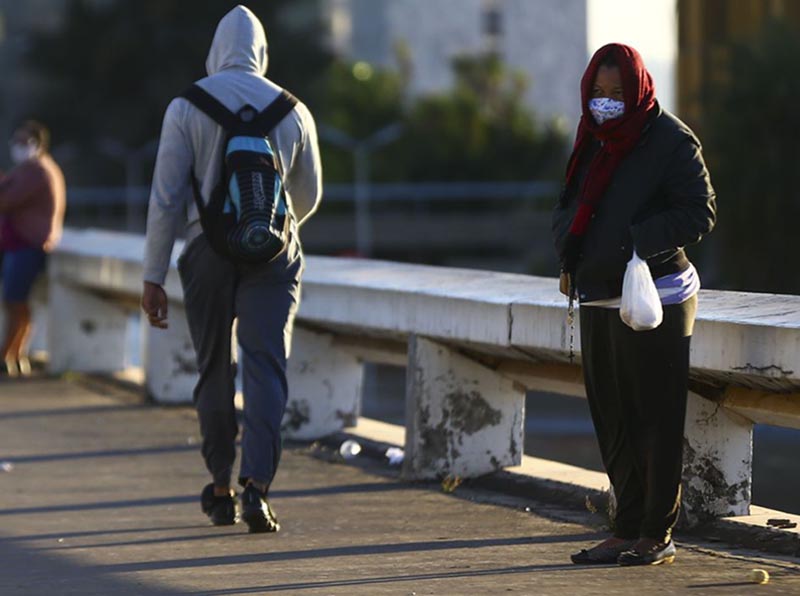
[178,234,303,489]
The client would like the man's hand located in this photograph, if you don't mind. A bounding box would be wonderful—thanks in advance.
[142,282,169,329]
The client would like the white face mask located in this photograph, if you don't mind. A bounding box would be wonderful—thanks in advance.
[10,142,38,165]
[588,97,625,125]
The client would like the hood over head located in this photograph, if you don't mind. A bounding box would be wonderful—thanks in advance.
[206,5,268,76]
[559,43,659,258]
[579,43,655,125]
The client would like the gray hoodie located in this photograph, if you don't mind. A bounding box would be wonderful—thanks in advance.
[143,5,322,285]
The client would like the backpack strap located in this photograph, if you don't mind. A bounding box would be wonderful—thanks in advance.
[253,91,299,136]
[180,85,236,219]
[180,84,238,131]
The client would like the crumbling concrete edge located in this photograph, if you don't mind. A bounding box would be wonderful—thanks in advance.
[688,517,800,558]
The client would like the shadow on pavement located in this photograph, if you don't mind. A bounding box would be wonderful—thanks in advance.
[0,403,148,421]
[5,443,198,464]
[88,532,599,574]
[0,495,197,516]
[0,535,190,596]
[272,481,415,498]
[3,524,211,543]
[190,562,591,594]
[0,482,414,518]
[34,529,246,552]
[686,581,755,589]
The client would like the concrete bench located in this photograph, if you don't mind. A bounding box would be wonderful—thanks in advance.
[47,228,800,525]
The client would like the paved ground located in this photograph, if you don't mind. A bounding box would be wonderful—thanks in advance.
[1,378,799,595]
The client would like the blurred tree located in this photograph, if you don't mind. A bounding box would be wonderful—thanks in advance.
[26,0,332,184]
[705,20,800,293]
[320,53,568,183]
[395,53,567,181]
[315,60,407,182]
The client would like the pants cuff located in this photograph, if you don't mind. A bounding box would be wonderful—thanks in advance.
[238,475,271,489]
[613,525,641,540]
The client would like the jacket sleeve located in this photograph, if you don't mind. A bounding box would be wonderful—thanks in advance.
[143,99,193,286]
[0,164,42,213]
[284,101,322,226]
[551,186,575,264]
[631,136,716,259]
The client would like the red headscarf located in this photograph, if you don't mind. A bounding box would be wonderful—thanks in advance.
[564,43,657,242]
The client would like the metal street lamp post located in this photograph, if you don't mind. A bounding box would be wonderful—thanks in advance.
[320,123,403,257]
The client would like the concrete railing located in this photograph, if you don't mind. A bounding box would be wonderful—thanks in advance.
[46,228,800,525]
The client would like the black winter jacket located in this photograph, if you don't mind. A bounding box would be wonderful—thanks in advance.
[552,107,716,302]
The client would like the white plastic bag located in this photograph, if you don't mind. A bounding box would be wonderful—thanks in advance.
[620,252,663,331]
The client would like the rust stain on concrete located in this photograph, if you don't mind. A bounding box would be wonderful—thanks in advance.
[446,390,502,434]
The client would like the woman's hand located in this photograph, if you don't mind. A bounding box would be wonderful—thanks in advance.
[559,272,572,297]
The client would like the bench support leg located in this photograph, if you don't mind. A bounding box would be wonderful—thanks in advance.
[682,391,753,525]
[284,327,363,440]
[404,335,524,480]
[141,304,197,404]
[47,281,129,373]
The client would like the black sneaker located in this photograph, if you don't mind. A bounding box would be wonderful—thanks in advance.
[618,540,676,566]
[240,484,280,533]
[200,483,238,526]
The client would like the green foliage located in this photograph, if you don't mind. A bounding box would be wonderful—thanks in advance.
[320,62,406,140]
[321,53,568,183]
[706,20,800,293]
[316,61,406,182]
[397,54,566,181]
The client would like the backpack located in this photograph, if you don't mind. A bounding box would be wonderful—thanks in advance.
[181,84,298,264]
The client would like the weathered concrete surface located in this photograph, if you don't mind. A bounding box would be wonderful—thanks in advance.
[51,228,800,399]
[404,336,524,479]
[683,392,754,525]
[47,279,131,373]
[1,378,800,595]
[284,327,363,440]
[141,312,197,405]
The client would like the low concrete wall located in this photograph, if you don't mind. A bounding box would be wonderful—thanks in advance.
[46,228,800,525]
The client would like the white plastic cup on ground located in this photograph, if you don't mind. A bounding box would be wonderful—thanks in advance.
[339,439,362,459]
[385,447,405,466]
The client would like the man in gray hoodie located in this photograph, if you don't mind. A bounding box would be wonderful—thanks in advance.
[142,5,322,532]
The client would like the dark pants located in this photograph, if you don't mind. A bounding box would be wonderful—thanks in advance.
[178,234,303,489]
[580,295,697,543]
[2,247,47,303]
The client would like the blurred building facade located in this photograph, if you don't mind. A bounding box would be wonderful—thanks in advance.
[678,0,800,134]
[326,0,588,132]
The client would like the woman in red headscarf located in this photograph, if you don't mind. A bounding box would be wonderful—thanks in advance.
[552,44,716,566]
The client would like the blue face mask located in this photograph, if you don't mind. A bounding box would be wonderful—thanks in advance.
[588,98,625,125]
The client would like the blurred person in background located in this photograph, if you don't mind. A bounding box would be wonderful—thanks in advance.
[552,44,715,566]
[142,5,321,533]
[0,121,66,378]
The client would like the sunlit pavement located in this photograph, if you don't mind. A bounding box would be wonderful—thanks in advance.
[0,377,798,595]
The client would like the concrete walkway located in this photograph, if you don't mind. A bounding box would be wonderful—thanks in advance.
[1,378,799,595]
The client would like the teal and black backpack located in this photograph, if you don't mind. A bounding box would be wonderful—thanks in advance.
[181,84,298,263]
